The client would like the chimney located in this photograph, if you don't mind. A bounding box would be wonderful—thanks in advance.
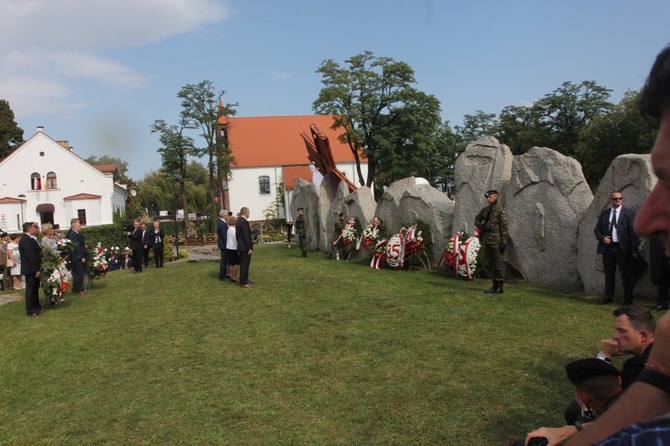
[37,126,44,132]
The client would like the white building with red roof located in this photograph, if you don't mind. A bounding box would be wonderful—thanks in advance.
[219,114,367,220]
[0,127,127,232]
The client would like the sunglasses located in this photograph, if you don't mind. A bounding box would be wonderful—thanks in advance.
[610,197,623,201]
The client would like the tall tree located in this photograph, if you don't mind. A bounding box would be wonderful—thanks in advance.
[137,162,209,217]
[150,118,199,231]
[577,90,658,186]
[453,110,497,150]
[374,91,449,192]
[177,80,238,207]
[314,51,437,188]
[532,80,613,156]
[0,99,24,159]
[85,155,132,185]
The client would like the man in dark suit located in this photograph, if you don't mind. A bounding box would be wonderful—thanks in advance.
[127,219,143,273]
[148,218,165,268]
[594,191,640,305]
[141,222,151,268]
[236,207,254,288]
[67,218,89,294]
[216,210,230,281]
[19,222,43,316]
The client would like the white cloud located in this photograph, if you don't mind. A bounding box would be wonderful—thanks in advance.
[0,0,231,119]
[0,0,232,49]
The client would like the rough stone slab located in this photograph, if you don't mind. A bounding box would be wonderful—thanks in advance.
[506,147,593,290]
[375,177,418,234]
[452,137,513,234]
[398,183,455,264]
[343,186,376,229]
[292,178,321,249]
[577,154,656,299]
[317,174,338,252]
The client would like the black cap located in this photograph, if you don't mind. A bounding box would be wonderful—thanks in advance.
[297,207,304,211]
[0,231,7,237]
[485,190,499,198]
[566,358,620,385]
[339,213,345,217]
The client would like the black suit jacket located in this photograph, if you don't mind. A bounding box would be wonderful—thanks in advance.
[66,229,89,262]
[128,228,143,250]
[236,216,253,252]
[18,233,42,276]
[594,206,639,256]
[147,228,165,247]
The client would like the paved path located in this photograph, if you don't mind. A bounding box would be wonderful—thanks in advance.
[0,291,22,307]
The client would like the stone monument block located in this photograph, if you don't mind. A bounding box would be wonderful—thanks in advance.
[398,183,455,264]
[452,137,513,234]
[577,154,656,299]
[506,147,593,290]
[292,178,321,250]
[375,177,418,234]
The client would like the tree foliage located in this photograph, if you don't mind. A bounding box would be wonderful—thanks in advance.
[85,155,132,185]
[314,51,445,191]
[576,90,658,186]
[0,99,24,159]
[177,80,238,205]
[136,162,209,218]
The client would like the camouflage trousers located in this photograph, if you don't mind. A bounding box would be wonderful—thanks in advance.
[481,243,505,281]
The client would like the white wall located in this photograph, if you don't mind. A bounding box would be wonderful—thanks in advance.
[0,130,126,231]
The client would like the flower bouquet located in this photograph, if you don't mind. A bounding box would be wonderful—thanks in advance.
[357,217,385,258]
[88,242,109,281]
[41,248,72,306]
[439,230,481,279]
[340,217,361,260]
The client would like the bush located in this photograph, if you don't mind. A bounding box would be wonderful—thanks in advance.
[81,224,127,251]
[178,249,189,259]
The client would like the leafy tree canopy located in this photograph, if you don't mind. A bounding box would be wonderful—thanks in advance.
[314,51,445,190]
[0,99,24,159]
[85,155,132,185]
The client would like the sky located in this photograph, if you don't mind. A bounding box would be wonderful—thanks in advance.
[1,0,670,181]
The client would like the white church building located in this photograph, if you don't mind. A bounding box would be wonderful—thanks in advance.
[0,127,127,233]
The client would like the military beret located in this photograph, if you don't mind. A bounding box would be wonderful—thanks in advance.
[0,231,7,237]
[339,213,345,217]
[485,190,499,197]
[297,207,304,211]
[566,358,620,385]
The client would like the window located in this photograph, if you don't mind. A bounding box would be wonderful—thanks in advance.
[30,172,41,190]
[77,209,87,226]
[46,172,57,189]
[259,175,271,195]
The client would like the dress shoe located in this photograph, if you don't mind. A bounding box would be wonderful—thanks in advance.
[652,305,669,312]
[597,299,613,305]
[240,283,253,288]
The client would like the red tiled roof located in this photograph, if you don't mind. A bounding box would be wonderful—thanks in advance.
[0,197,26,204]
[63,193,102,200]
[283,166,313,190]
[221,115,356,168]
[93,164,117,174]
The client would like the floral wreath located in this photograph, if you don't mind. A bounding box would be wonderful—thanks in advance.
[438,229,481,279]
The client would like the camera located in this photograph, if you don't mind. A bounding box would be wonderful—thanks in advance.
[123,223,134,233]
[508,438,548,446]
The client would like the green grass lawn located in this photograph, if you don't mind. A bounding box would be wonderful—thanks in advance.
[0,244,655,445]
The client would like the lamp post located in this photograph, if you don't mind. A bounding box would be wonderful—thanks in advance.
[18,194,26,227]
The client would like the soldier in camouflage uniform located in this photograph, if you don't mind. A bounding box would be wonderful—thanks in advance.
[474,190,509,294]
[295,208,308,258]
[331,213,346,260]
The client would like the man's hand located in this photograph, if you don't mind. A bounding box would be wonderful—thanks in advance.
[526,425,577,445]
[248,249,253,255]
[603,236,612,245]
[82,258,86,264]
[598,338,619,358]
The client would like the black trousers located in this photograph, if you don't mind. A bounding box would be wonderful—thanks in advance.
[143,247,150,267]
[603,244,630,302]
[72,260,86,292]
[153,243,164,267]
[238,250,252,285]
[25,273,41,315]
[132,249,143,272]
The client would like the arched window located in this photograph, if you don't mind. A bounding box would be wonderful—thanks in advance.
[46,172,57,189]
[259,175,271,195]
[30,172,41,190]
